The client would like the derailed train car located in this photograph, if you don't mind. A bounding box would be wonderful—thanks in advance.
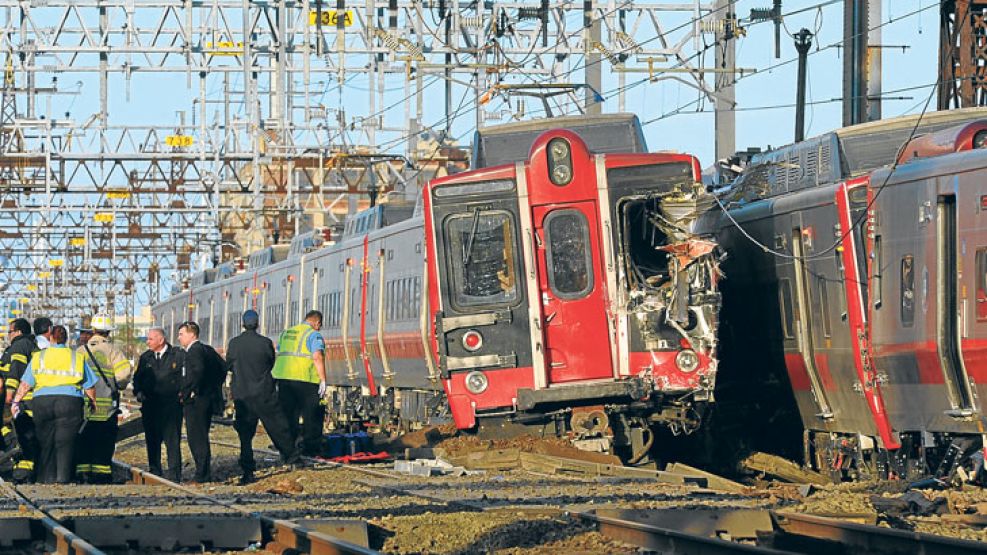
[708,107,987,481]
[426,128,721,460]
[152,114,723,461]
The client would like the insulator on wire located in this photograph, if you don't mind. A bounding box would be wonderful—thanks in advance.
[590,41,623,66]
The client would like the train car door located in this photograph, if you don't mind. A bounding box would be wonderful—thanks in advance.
[531,201,613,384]
[836,180,900,448]
[936,193,977,416]
[790,217,834,419]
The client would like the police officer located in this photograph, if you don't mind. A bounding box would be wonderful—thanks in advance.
[0,319,36,479]
[11,325,98,484]
[75,314,131,483]
[178,321,214,483]
[133,327,184,481]
[273,310,326,457]
[227,310,299,484]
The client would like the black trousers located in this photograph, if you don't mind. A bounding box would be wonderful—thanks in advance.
[32,395,83,484]
[276,380,324,456]
[142,396,183,481]
[182,395,213,482]
[12,409,38,482]
[234,395,299,474]
[75,418,118,483]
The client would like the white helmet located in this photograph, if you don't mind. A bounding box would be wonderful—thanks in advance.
[91,313,115,332]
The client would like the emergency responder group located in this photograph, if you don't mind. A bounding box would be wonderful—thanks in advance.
[0,309,328,485]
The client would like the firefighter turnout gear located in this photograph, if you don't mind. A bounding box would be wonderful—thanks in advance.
[0,333,37,482]
[75,334,129,483]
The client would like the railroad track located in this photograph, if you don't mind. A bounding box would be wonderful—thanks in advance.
[576,507,987,555]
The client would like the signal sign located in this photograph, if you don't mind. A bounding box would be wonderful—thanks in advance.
[94,213,114,223]
[309,9,353,27]
[204,41,243,55]
[165,135,194,147]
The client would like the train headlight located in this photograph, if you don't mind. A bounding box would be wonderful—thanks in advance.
[547,137,573,186]
[462,329,484,352]
[975,130,987,149]
[675,349,700,373]
[465,371,489,394]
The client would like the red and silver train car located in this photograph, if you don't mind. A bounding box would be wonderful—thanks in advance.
[425,128,721,459]
[152,114,722,461]
[710,107,987,481]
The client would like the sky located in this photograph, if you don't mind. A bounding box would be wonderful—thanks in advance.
[30,0,940,168]
[7,0,942,312]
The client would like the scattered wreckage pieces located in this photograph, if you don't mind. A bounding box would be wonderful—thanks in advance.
[741,452,833,486]
[664,462,748,493]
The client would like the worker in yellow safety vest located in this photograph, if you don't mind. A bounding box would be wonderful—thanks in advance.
[0,318,36,481]
[12,325,98,484]
[75,314,132,483]
[272,310,326,456]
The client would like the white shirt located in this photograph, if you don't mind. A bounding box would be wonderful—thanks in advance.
[154,345,168,359]
[184,339,199,352]
[36,335,49,350]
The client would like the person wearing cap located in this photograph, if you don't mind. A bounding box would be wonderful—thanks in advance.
[133,327,184,481]
[226,310,299,484]
[74,314,131,483]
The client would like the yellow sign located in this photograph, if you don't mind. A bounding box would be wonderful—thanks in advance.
[25,285,35,292]
[165,135,194,147]
[48,259,64,267]
[309,9,353,26]
[11,309,20,315]
[37,271,51,279]
[18,297,29,303]
[70,237,86,247]
[106,190,130,199]
[204,41,243,55]
[94,212,114,223]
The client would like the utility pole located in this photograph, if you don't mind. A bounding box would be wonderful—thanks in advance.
[843,0,881,125]
[714,0,736,162]
[794,29,813,143]
[584,0,602,115]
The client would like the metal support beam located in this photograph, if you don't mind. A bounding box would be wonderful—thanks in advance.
[714,0,736,161]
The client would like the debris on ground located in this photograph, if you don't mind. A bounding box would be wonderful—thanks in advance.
[871,490,948,518]
[741,452,832,485]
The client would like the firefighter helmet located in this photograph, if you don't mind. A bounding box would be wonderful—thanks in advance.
[91,313,115,332]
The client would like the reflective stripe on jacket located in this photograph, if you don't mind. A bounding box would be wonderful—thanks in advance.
[34,347,85,389]
[271,324,318,383]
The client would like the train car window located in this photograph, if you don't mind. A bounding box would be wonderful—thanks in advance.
[901,255,915,327]
[545,209,594,299]
[414,276,422,316]
[778,278,795,339]
[977,248,987,322]
[817,276,832,338]
[433,179,515,198]
[443,210,520,309]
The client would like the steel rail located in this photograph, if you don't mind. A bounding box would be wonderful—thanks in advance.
[0,479,106,555]
[575,509,794,555]
[772,512,987,555]
[112,459,379,555]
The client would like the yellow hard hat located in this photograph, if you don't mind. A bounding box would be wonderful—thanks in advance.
[91,313,115,332]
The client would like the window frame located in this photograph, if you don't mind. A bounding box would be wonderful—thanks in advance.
[901,254,915,328]
[441,209,522,311]
[543,208,595,300]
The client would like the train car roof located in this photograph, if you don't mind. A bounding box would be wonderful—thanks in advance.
[471,113,647,169]
[735,107,987,198]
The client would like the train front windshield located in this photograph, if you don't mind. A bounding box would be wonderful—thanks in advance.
[443,209,520,309]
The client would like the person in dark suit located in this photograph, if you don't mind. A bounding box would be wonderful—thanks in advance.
[226,310,299,484]
[133,327,183,481]
[177,321,212,483]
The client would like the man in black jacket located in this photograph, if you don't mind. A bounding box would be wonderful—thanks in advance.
[133,327,183,481]
[177,321,212,483]
[226,310,299,484]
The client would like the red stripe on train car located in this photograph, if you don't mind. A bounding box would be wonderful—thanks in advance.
[784,353,812,391]
[814,353,836,391]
